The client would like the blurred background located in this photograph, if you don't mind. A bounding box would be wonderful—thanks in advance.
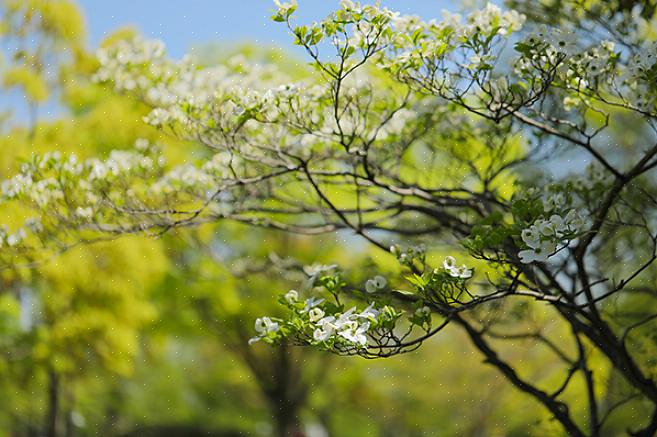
[0,1,626,436]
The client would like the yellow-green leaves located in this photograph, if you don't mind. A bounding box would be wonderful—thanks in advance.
[2,66,49,102]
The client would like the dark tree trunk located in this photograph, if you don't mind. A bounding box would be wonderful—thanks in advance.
[46,369,59,437]
[270,347,305,437]
[273,407,303,437]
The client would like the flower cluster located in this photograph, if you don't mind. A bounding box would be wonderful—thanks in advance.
[513,23,656,115]
[515,30,618,86]
[149,164,214,197]
[0,139,175,252]
[1,140,162,200]
[309,303,379,345]
[627,41,657,80]
[622,41,657,110]
[95,35,290,135]
[441,256,473,279]
[272,0,527,102]
[246,261,423,352]
[0,225,27,248]
[518,209,590,264]
[249,250,480,351]
[249,292,398,349]
[95,32,428,167]
[464,3,525,37]
[0,136,245,234]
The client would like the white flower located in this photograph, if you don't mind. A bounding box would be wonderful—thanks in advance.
[525,33,544,47]
[601,40,615,52]
[303,263,338,286]
[521,227,541,249]
[587,57,608,77]
[454,265,473,279]
[543,193,565,211]
[335,307,357,327]
[6,229,26,247]
[284,289,299,304]
[338,321,370,346]
[1,174,32,199]
[518,209,588,264]
[339,0,355,10]
[365,275,387,293]
[273,0,297,14]
[302,297,325,313]
[441,10,462,29]
[537,215,566,237]
[564,209,590,232]
[134,138,150,151]
[443,256,457,270]
[313,327,333,342]
[518,241,556,264]
[308,307,325,322]
[373,276,388,289]
[518,249,547,264]
[358,303,380,321]
[254,317,280,335]
[313,316,339,342]
[549,31,578,56]
[549,214,566,230]
[443,256,473,278]
[316,315,336,329]
[465,3,525,37]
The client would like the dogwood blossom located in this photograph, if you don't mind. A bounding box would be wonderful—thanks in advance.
[313,325,334,342]
[6,229,27,247]
[465,3,525,37]
[338,321,370,346]
[254,293,397,350]
[442,256,473,279]
[303,264,338,287]
[249,317,282,345]
[518,209,590,264]
[358,303,379,321]
[302,297,325,313]
[543,193,566,212]
[365,275,387,293]
[255,317,280,335]
[284,289,299,304]
[308,307,325,322]
[518,241,556,264]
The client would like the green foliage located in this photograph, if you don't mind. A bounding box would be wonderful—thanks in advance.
[2,1,657,436]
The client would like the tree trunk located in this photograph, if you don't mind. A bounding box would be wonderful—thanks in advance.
[46,369,59,437]
[272,347,305,437]
[273,407,302,437]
